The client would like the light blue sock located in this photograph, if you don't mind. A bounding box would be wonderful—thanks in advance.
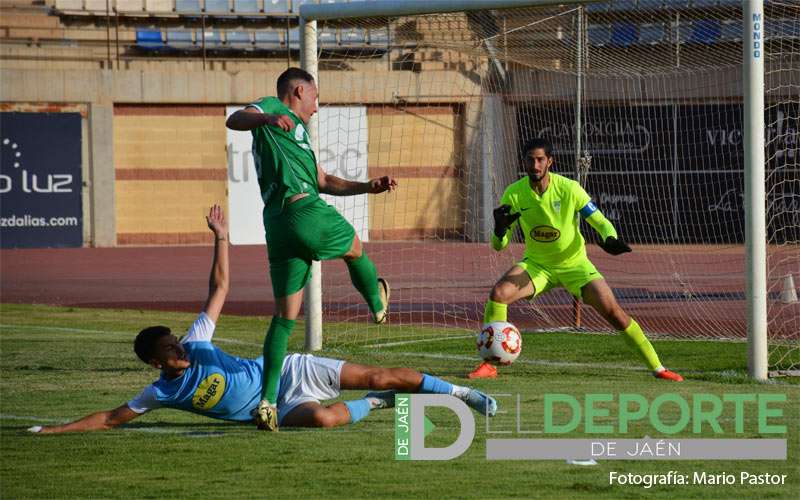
[419,374,454,395]
[344,399,372,424]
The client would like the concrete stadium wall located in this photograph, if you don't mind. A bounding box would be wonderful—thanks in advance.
[113,104,227,245]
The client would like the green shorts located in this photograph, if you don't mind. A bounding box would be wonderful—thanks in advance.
[517,254,603,299]
[265,196,356,298]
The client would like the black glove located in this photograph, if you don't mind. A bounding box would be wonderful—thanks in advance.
[599,236,632,256]
[493,204,521,238]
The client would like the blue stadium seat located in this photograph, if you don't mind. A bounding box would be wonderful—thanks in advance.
[585,2,608,12]
[136,29,163,49]
[369,27,389,47]
[226,31,252,48]
[587,24,611,47]
[637,0,662,9]
[341,28,366,46]
[611,22,637,47]
[719,20,741,41]
[771,19,800,39]
[691,0,718,7]
[166,30,194,48]
[264,0,289,14]
[638,23,665,44]
[175,0,201,13]
[716,0,740,5]
[609,0,636,12]
[255,30,281,49]
[201,30,224,47]
[205,0,230,13]
[233,0,258,13]
[690,19,720,44]
[291,0,313,12]
[287,28,299,49]
[319,28,338,47]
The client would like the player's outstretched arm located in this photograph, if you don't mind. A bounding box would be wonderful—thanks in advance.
[317,164,397,196]
[203,204,230,323]
[579,202,632,256]
[226,107,293,131]
[30,404,139,434]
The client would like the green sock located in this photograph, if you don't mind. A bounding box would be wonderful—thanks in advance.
[261,316,296,403]
[620,318,662,371]
[483,299,508,323]
[346,252,383,315]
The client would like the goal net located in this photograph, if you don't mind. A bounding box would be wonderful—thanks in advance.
[308,0,798,373]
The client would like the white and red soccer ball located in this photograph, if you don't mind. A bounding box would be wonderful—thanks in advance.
[477,321,522,365]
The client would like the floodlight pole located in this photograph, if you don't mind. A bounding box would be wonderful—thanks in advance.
[301,17,323,352]
[744,0,767,380]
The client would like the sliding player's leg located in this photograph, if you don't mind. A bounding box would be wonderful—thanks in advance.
[339,363,497,416]
[580,277,683,381]
[280,401,352,428]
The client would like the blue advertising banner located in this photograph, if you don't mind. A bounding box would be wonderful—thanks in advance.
[0,112,83,248]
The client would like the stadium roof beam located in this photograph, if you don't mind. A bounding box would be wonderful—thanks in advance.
[299,0,593,21]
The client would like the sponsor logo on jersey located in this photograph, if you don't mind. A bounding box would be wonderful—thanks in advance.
[192,373,226,410]
[295,124,307,142]
[531,225,561,242]
[552,200,561,213]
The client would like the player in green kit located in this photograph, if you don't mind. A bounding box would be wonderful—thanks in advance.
[226,68,396,431]
[469,138,683,382]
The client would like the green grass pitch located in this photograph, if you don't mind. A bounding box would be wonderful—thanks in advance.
[1,304,797,499]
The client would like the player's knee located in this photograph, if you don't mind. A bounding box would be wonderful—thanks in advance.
[367,369,390,389]
[490,283,514,304]
[312,410,339,428]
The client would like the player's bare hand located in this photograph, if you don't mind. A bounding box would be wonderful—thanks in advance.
[265,114,294,131]
[493,205,521,237]
[599,236,632,255]
[206,204,228,239]
[369,176,397,194]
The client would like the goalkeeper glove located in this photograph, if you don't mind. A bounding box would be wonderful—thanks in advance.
[493,205,521,238]
[599,236,632,255]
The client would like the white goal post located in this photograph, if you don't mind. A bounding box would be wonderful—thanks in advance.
[298,0,775,380]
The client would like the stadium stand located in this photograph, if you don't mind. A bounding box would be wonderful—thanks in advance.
[136,29,164,49]
[254,29,281,49]
[233,0,259,14]
[263,0,289,15]
[610,21,637,47]
[225,30,252,48]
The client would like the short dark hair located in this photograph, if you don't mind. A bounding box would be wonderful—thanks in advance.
[277,67,315,100]
[134,326,171,363]
[522,137,553,158]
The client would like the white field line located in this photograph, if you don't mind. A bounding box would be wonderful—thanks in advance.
[366,334,474,348]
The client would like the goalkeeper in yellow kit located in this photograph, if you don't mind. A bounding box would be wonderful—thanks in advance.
[469,138,683,381]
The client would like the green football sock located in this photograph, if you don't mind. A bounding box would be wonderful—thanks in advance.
[620,318,662,371]
[483,299,508,324]
[346,252,383,315]
[261,316,296,403]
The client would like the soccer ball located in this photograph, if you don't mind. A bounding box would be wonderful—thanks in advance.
[477,321,522,365]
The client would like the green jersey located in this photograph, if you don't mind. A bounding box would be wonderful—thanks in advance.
[493,173,598,267]
[248,97,318,217]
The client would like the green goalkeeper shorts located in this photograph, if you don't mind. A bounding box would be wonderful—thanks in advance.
[265,195,356,298]
[517,254,603,299]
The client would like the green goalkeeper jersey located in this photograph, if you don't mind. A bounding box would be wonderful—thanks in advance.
[493,173,604,267]
[248,97,318,218]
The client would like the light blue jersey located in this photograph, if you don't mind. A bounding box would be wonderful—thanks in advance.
[127,313,263,422]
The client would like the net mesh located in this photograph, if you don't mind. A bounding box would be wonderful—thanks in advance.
[310,0,799,372]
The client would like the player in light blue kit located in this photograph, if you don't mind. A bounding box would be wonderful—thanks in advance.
[30,205,495,433]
